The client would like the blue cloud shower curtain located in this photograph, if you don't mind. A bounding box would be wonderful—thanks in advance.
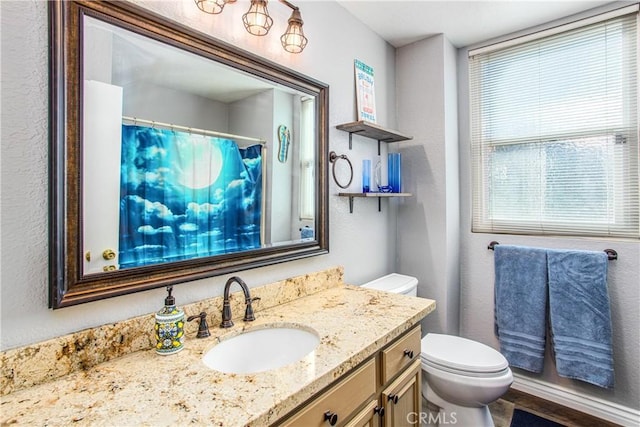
[118,124,262,269]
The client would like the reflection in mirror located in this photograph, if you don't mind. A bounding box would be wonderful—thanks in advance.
[82,16,316,273]
[49,1,328,307]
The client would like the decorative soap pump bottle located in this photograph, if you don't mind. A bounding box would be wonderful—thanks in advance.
[154,286,185,355]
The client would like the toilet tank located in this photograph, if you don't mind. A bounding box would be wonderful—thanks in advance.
[361,273,418,297]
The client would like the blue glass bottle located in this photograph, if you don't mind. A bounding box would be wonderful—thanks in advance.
[388,153,402,193]
[362,159,371,193]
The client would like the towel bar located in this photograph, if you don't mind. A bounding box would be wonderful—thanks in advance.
[487,241,617,261]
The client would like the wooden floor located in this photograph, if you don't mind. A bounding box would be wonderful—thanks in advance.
[489,389,621,427]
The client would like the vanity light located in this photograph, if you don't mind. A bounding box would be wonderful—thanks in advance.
[242,0,273,36]
[194,0,236,15]
[195,0,308,53]
[280,6,307,53]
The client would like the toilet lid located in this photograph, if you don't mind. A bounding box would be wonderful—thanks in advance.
[361,273,418,294]
[421,334,508,374]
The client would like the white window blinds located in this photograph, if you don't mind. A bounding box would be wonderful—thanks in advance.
[469,7,639,238]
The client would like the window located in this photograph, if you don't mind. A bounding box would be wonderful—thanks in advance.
[469,6,639,238]
[299,97,315,220]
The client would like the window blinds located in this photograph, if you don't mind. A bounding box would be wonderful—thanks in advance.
[469,7,639,238]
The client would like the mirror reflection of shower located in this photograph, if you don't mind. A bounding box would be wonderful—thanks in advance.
[82,16,316,275]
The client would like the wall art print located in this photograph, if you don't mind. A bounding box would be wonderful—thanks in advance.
[118,124,262,269]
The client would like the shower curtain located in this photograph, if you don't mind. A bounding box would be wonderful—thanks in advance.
[118,124,262,269]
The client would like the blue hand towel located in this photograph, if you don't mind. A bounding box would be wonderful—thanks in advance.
[494,245,548,373]
[547,249,614,388]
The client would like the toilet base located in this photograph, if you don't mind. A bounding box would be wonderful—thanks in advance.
[423,381,495,427]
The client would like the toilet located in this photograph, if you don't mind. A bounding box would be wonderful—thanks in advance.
[362,274,513,427]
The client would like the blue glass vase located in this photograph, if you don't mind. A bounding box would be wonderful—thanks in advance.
[388,153,402,193]
[362,159,371,193]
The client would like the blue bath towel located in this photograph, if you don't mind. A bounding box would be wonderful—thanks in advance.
[547,249,614,388]
[494,245,548,373]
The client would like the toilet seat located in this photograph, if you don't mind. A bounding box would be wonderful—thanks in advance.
[421,333,508,375]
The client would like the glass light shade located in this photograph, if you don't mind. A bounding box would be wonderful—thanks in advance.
[242,0,273,36]
[194,0,235,14]
[280,9,308,53]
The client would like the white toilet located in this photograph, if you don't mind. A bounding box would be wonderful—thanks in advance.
[362,274,513,427]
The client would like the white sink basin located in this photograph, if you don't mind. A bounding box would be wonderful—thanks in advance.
[202,326,320,374]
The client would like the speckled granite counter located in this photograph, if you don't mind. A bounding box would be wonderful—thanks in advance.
[1,268,435,426]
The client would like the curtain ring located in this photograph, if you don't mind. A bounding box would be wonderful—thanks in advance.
[329,151,353,189]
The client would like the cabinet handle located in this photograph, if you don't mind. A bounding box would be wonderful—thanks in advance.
[324,411,338,426]
[388,394,399,404]
[403,349,414,359]
[374,406,385,417]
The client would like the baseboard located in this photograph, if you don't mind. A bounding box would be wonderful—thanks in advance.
[512,373,640,426]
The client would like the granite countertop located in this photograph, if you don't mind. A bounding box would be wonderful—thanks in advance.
[1,283,435,426]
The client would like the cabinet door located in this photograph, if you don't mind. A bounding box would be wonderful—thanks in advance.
[344,400,381,427]
[381,359,421,427]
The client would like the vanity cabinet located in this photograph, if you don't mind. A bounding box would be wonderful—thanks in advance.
[344,400,380,427]
[280,359,377,427]
[278,325,422,427]
[381,360,421,426]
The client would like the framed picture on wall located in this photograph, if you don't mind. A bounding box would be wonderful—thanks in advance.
[354,59,377,123]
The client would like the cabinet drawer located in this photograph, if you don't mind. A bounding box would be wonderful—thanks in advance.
[281,358,376,427]
[380,326,421,385]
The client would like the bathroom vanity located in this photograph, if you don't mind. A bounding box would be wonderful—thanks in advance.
[0,267,435,426]
[281,326,422,426]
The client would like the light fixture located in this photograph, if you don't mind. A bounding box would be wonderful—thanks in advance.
[195,0,308,53]
[242,0,274,36]
[280,4,307,53]
[194,0,236,15]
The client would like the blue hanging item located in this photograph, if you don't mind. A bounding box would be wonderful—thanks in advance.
[277,125,290,163]
[118,124,262,269]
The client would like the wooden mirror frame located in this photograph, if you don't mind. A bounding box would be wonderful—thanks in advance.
[49,0,329,308]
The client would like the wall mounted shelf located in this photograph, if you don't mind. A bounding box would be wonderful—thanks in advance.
[338,192,412,213]
[336,121,413,154]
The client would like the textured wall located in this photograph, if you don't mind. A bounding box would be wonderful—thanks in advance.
[0,0,397,349]
[395,34,460,336]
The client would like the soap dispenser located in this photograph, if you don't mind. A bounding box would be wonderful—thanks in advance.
[154,286,185,355]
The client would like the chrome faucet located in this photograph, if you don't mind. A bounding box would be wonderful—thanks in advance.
[220,276,259,328]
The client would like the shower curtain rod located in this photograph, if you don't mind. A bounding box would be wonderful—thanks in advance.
[487,241,618,261]
[122,116,267,144]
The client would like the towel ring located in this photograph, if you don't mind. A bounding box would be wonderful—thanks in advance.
[329,151,353,189]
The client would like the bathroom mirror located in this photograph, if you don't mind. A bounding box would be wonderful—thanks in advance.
[49,0,329,308]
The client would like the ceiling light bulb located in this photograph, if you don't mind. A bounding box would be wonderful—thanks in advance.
[280,8,308,53]
[194,0,235,15]
[242,0,273,36]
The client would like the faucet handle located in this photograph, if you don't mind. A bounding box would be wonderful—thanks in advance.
[187,312,211,338]
[244,297,261,322]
